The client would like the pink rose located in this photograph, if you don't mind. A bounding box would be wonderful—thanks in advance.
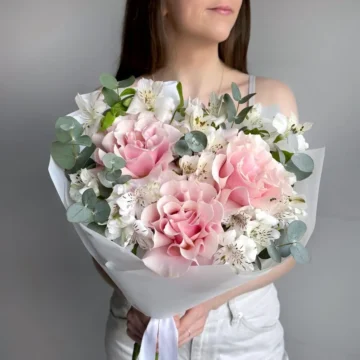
[141,180,224,277]
[92,112,181,179]
[212,133,295,211]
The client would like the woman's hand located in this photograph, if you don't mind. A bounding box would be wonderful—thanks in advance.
[177,300,214,347]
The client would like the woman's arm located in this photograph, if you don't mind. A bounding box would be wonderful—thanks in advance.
[91,256,117,289]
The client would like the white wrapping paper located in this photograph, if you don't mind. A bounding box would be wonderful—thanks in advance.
[48,146,325,318]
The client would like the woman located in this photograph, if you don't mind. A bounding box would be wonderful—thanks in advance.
[94,0,298,358]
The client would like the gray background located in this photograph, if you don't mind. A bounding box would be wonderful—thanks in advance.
[1,0,359,359]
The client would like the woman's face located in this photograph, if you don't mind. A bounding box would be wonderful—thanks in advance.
[164,0,243,43]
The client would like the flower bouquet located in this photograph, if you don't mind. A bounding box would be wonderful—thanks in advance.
[48,74,325,360]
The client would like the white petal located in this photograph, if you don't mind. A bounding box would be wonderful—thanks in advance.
[272,113,288,134]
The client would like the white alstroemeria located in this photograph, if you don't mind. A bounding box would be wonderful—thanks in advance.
[193,151,215,182]
[222,206,254,233]
[105,218,135,244]
[254,209,279,227]
[69,168,100,201]
[245,220,281,252]
[273,112,312,152]
[75,90,107,136]
[116,192,136,217]
[206,92,227,123]
[127,79,179,123]
[241,103,264,130]
[131,220,154,250]
[179,155,199,175]
[206,127,238,154]
[214,230,257,272]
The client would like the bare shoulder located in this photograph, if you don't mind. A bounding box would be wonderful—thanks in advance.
[255,76,298,117]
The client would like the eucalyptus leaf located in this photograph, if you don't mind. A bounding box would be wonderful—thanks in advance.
[69,135,92,147]
[290,242,310,264]
[55,116,83,140]
[103,153,126,170]
[231,82,241,102]
[55,128,72,143]
[66,203,94,223]
[100,111,116,131]
[82,188,98,210]
[51,142,79,170]
[87,222,107,236]
[98,170,114,188]
[98,183,113,199]
[94,200,111,223]
[118,76,136,88]
[235,106,253,124]
[238,93,256,105]
[287,220,307,243]
[105,169,123,182]
[100,73,118,89]
[68,143,96,174]
[255,256,262,270]
[258,248,270,259]
[276,229,292,257]
[116,175,132,184]
[102,88,120,107]
[174,139,192,156]
[224,94,237,119]
[279,244,292,257]
[185,131,208,152]
[285,153,314,181]
[267,241,282,263]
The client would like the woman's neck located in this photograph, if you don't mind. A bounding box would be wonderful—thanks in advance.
[153,35,227,100]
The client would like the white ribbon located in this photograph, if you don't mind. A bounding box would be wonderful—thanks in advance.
[139,317,178,360]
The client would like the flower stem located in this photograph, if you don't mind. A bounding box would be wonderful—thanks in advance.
[132,343,141,360]
[132,243,139,255]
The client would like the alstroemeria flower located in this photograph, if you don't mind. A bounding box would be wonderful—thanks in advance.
[141,180,224,277]
[75,90,107,136]
[213,230,257,272]
[127,79,180,123]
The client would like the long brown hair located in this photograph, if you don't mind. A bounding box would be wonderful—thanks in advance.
[116,0,251,81]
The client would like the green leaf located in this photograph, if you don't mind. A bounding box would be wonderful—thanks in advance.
[290,242,310,264]
[231,82,241,102]
[55,116,83,141]
[276,230,292,257]
[285,153,314,181]
[118,76,136,88]
[69,135,92,147]
[120,88,136,97]
[98,183,113,199]
[122,96,133,108]
[258,248,270,259]
[82,188,98,210]
[102,88,120,107]
[283,150,293,163]
[274,134,285,143]
[105,169,122,182]
[51,141,79,170]
[267,241,282,263]
[185,131,208,152]
[235,106,253,124]
[66,203,94,223]
[94,200,111,223]
[116,175,132,184]
[224,94,237,120]
[87,222,107,236]
[100,111,116,131]
[174,139,193,156]
[177,82,184,110]
[271,151,280,162]
[100,73,118,89]
[68,143,96,173]
[255,256,262,270]
[103,153,126,170]
[278,148,286,164]
[287,220,307,243]
[238,93,256,105]
[111,102,127,117]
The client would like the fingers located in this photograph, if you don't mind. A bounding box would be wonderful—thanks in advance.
[126,328,142,344]
[178,325,204,348]
[177,308,200,339]
[127,307,150,340]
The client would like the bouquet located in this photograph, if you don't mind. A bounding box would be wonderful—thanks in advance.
[48,74,325,360]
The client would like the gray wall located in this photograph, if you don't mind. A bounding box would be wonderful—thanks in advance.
[1,0,359,359]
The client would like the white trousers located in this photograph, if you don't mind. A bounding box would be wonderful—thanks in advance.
[104,283,289,360]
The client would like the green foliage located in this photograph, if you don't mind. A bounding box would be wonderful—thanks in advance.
[285,153,314,181]
[51,142,79,170]
[174,139,193,156]
[100,73,118,89]
[184,131,208,152]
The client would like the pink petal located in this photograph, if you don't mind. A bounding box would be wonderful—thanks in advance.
[102,132,117,152]
[126,152,155,178]
[141,204,160,227]
[153,230,172,248]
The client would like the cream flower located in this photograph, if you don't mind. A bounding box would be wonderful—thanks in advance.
[214,230,257,272]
